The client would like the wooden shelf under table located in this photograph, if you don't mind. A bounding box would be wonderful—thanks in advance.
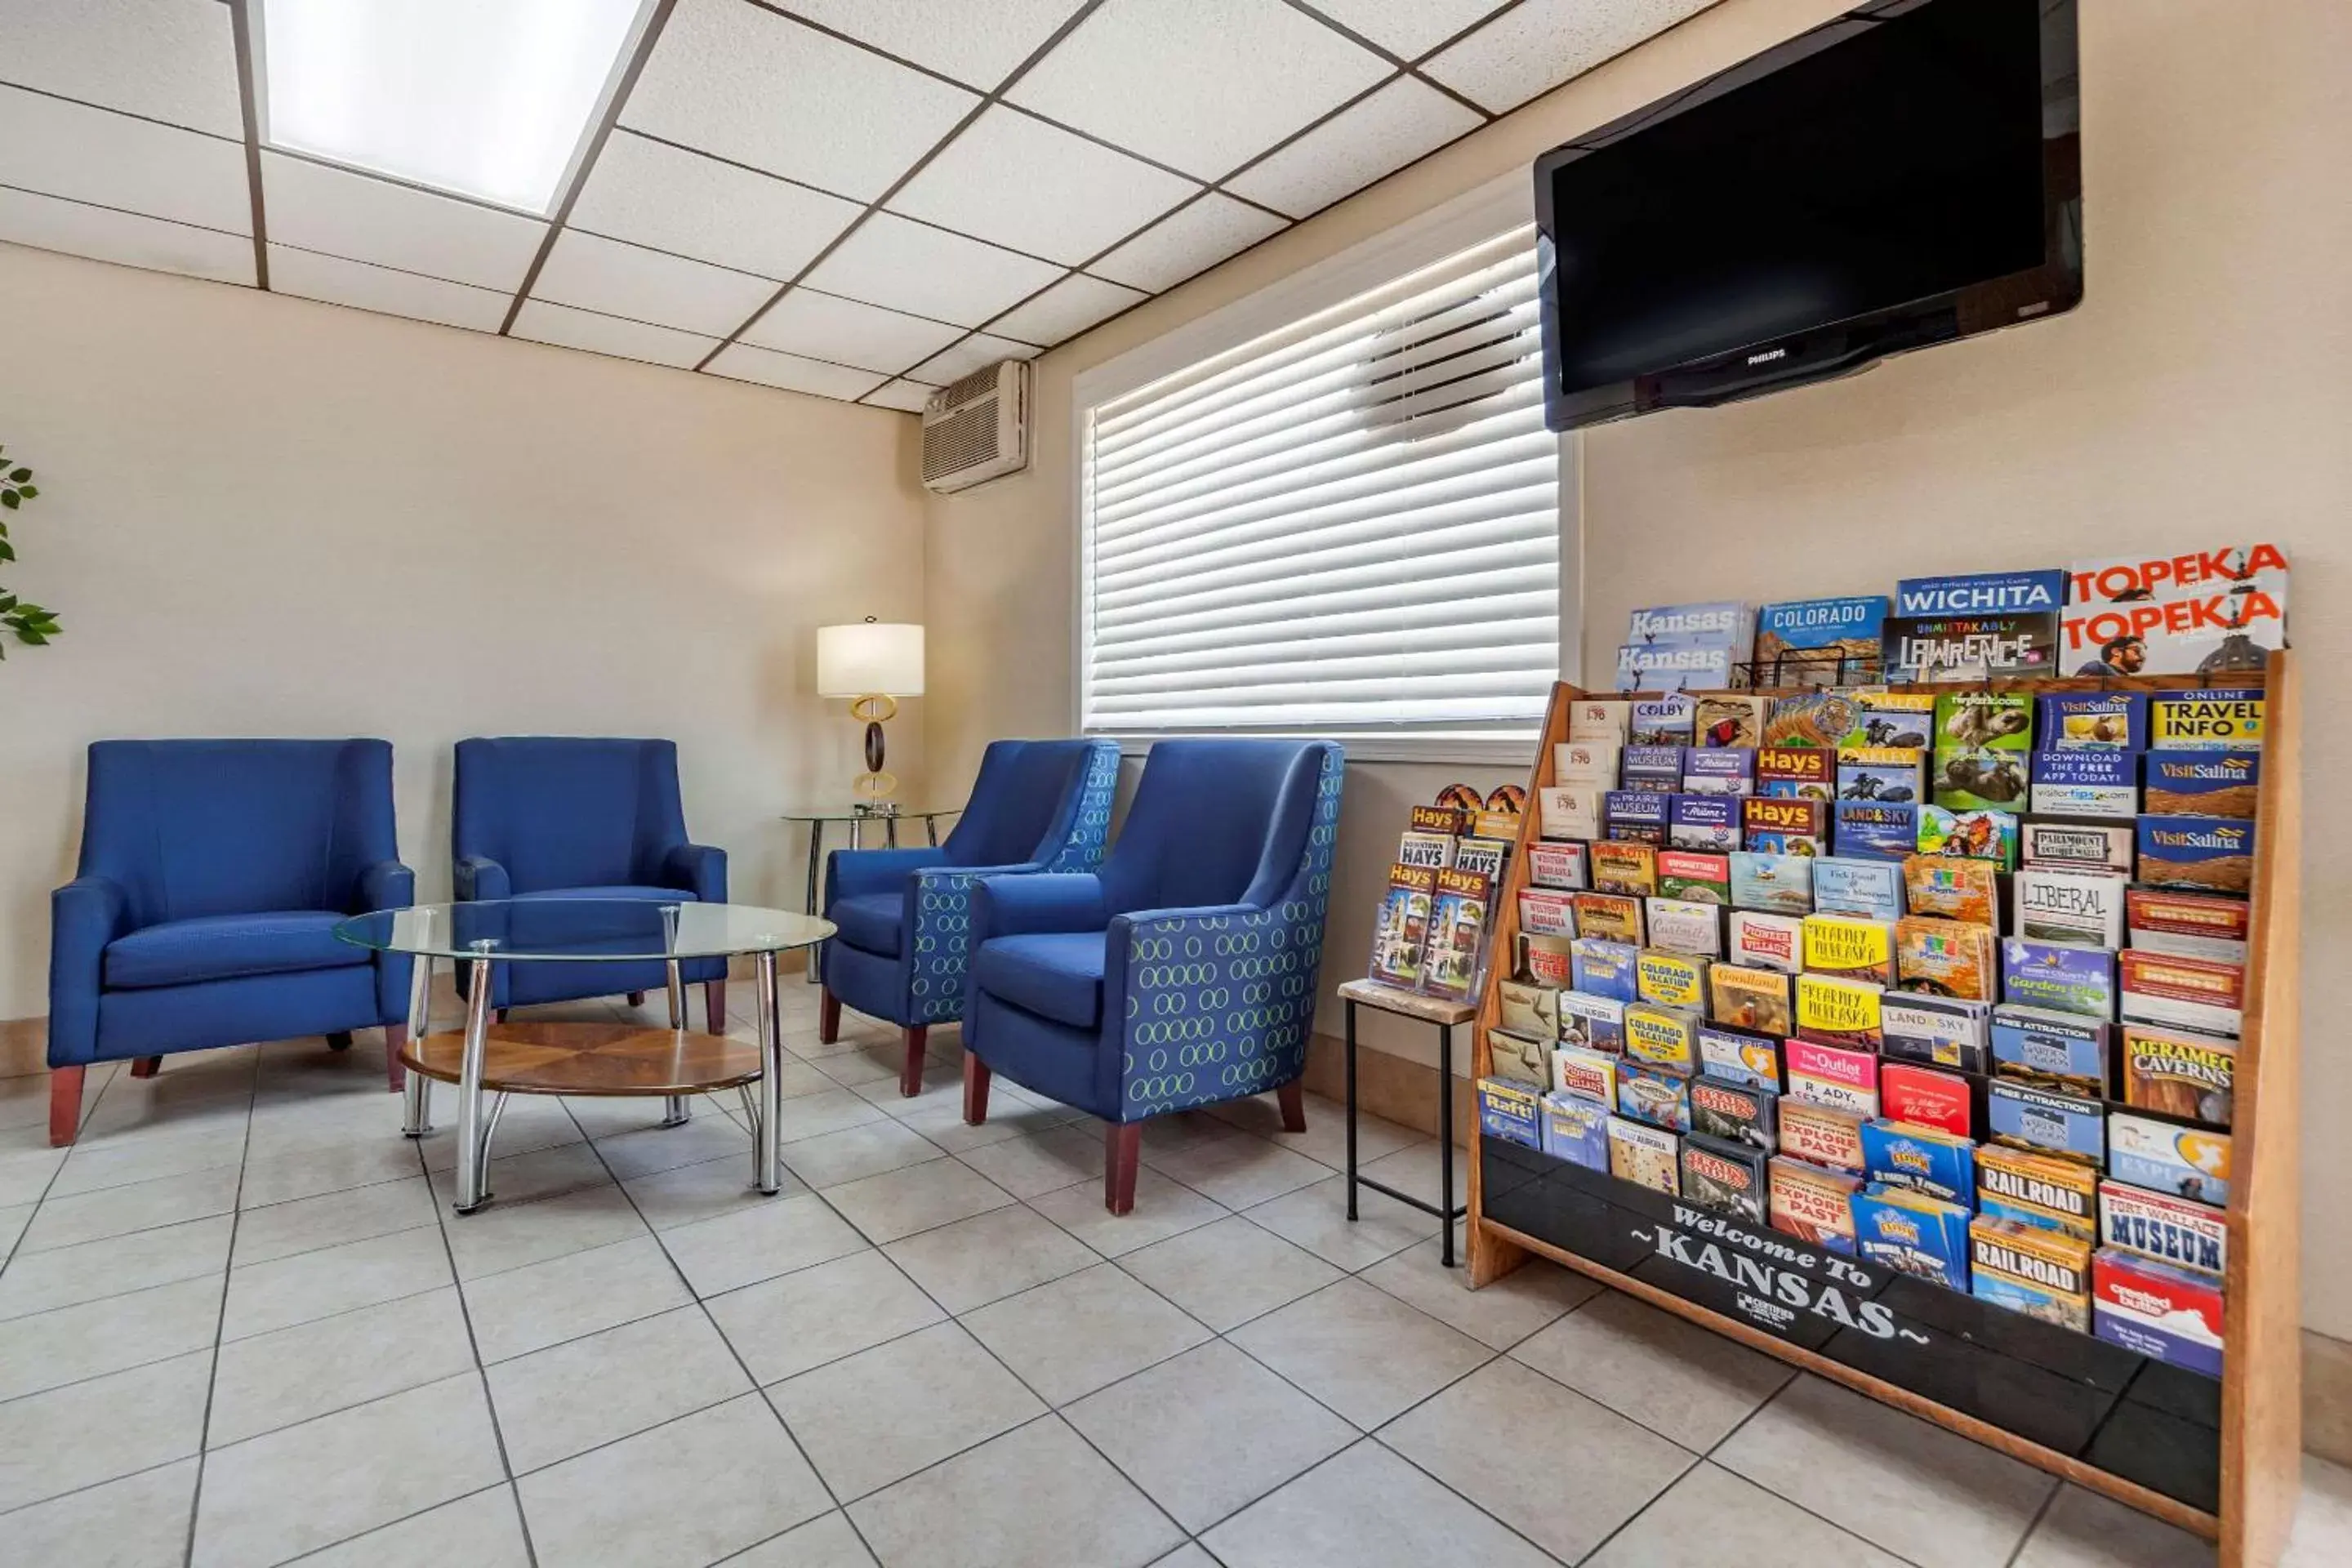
[399,1020,763,1097]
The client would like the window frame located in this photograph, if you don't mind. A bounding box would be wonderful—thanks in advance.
[1068,171,1582,766]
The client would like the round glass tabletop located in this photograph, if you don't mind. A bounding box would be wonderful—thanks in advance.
[336,901,834,962]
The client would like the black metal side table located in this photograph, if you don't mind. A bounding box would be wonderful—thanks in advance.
[1337,978,1474,1267]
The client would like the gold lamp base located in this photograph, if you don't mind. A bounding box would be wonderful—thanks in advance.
[851,693,898,800]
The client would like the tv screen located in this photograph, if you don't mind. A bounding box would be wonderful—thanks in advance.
[1536,0,2080,430]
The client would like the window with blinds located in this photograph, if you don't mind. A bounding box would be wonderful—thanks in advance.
[1080,226,1561,744]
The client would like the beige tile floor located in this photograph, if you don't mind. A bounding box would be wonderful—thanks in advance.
[1,987,2346,1567]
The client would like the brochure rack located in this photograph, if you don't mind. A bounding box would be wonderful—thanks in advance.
[1466,652,2300,1566]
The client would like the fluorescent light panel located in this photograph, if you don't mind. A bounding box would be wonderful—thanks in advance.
[258,0,648,215]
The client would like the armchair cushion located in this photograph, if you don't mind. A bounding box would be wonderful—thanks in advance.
[829,893,905,958]
[104,911,368,991]
[971,933,1106,1030]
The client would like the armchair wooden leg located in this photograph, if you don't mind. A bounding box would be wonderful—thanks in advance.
[1104,1123,1143,1216]
[384,1025,408,1093]
[963,1051,991,1125]
[818,987,840,1045]
[703,981,727,1035]
[129,1057,162,1079]
[1278,1079,1307,1134]
[627,991,647,1007]
[49,1066,85,1147]
[325,1031,354,1052]
[496,1009,510,1025]
[899,1026,928,1098]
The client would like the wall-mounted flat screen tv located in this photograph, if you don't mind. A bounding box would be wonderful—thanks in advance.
[1535,0,2081,430]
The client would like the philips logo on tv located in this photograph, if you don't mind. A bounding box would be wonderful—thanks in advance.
[1895,570,2065,617]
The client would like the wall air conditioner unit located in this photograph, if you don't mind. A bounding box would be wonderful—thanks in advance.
[921,359,1030,493]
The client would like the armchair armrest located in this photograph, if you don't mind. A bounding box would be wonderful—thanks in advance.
[49,875,130,1067]
[826,845,950,906]
[453,855,510,902]
[970,874,1107,945]
[662,842,728,904]
[354,859,417,1023]
[355,858,416,914]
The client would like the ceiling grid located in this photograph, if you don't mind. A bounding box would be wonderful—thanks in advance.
[0,0,1719,407]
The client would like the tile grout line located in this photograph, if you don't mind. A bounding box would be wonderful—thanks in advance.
[421,1108,544,1568]
[180,1045,261,1568]
[560,1090,888,1564]
[2001,1480,2065,1568]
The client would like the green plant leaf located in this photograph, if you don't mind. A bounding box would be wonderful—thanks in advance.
[0,539,14,562]
[6,468,26,483]
[1,492,16,510]
[15,486,33,500]
[0,595,16,613]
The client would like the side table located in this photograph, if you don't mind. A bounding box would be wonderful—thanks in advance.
[1336,978,1474,1267]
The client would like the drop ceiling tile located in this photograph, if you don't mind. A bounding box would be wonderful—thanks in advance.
[530,229,777,338]
[511,299,719,370]
[0,0,244,136]
[260,152,545,290]
[861,380,936,413]
[265,245,511,333]
[742,289,964,376]
[1092,194,1286,294]
[1424,0,1717,115]
[1294,0,1512,61]
[804,212,1061,329]
[621,0,978,202]
[986,272,1147,347]
[704,342,889,402]
[780,0,1085,91]
[889,105,1196,268]
[0,185,253,286]
[1225,76,1481,218]
[568,131,862,282]
[1008,0,1388,180]
[909,334,1035,386]
[0,84,249,233]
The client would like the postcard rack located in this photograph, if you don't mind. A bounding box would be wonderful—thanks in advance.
[1465,652,2301,1568]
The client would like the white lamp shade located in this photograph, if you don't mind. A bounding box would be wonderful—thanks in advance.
[817,622,925,697]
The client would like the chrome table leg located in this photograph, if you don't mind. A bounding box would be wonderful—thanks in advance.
[453,948,496,1214]
[755,950,784,1195]
[402,955,434,1138]
[662,952,690,1127]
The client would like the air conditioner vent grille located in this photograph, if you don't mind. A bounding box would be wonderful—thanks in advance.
[924,400,1000,477]
[920,359,1031,492]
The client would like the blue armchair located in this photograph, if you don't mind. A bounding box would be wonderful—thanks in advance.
[820,737,1120,1096]
[452,737,728,1029]
[48,739,416,1144]
[960,738,1345,1214]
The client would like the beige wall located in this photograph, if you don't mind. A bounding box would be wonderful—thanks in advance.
[924,0,2352,1339]
[0,242,928,1020]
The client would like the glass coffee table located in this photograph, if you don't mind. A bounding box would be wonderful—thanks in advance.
[337,900,833,1214]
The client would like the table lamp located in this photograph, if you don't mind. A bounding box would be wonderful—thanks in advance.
[817,618,924,802]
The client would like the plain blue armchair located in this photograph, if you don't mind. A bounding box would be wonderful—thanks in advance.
[960,738,1345,1214]
[48,739,416,1144]
[820,737,1120,1095]
[452,737,728,1030]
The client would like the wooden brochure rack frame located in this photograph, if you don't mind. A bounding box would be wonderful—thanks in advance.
[1466,652,2300,1568]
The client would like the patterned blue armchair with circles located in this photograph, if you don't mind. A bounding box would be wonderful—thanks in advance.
[47,739,416,1144]
[820,737,1120,1096]
[451,737,728,1031]
[960,738,1344,1214]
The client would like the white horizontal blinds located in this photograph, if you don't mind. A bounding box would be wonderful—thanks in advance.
[1082,227,1559,736]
